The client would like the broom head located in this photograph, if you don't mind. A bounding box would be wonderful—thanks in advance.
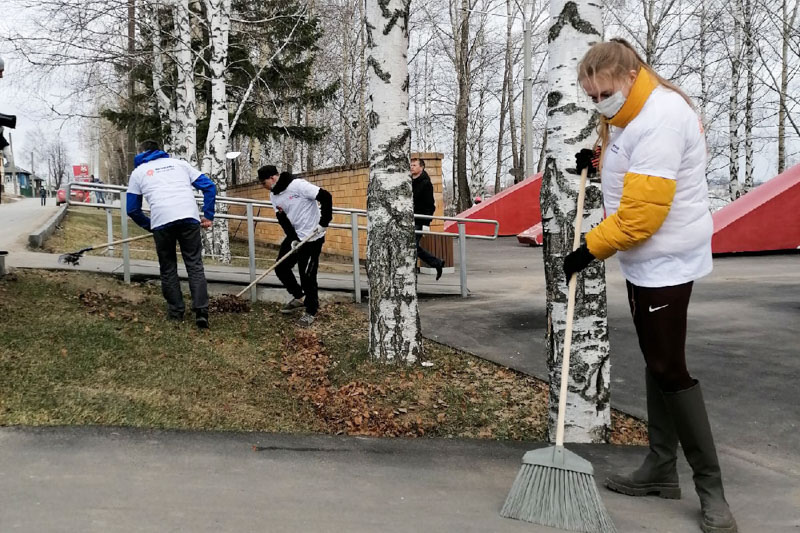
[501,445,617,533]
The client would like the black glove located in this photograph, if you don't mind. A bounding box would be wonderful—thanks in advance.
[563,245,596,280]
[575,148,598,177]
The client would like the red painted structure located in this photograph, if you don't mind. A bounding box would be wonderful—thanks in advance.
[517,222,544,246]
[712,163,800,254]
[444,173,542,236]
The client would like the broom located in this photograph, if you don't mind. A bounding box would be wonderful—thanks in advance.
[58,234,153,266]
[500,167,616,533]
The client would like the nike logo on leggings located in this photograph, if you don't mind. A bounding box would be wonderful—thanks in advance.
[649,304,669,312]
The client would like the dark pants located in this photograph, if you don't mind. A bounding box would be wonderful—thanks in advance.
[40,196,46,206]
[275,236,324,316]
[152,222,208,316]
[627,280,695,392]
[415,222,442,268]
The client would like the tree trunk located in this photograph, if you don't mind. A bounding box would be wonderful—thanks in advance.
[364,0,422,364]
[454,0,472,213]
[342,3,353,166]
[508,59,520,174]
[777,0,797,174]
[542,0,611,443]
[358,0,369,162]
[202,0,231,264]
[728,2,743,201]
[174,0,198,165]
[494,0,513,195]
[149,1,176,152]
[743,0,754,193]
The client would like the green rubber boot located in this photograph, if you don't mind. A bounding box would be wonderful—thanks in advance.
[665,381,738,533]
[606,370,681,499]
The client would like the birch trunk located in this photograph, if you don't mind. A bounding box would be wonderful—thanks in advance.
[728,3,743,201]
[743,0,754,193]
[202,0,231,263]
[148,0,177,152]
[174,0,198,165]
[365,0,422,364]
[542,0,611,443]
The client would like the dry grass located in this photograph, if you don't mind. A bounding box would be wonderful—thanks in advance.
[0,269,647,443]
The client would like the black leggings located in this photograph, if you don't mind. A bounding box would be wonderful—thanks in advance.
[627,280,696,393]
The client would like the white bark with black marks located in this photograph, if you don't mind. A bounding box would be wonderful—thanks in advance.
[365,0,422,364]
[541,0,611,443]
[174,0,198,166]
[202,0,231,263]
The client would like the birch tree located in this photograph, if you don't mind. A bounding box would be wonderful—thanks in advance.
[365,0,422,364]
[541,0,611,442]
[174,0,198,165]
[202,0,232,263]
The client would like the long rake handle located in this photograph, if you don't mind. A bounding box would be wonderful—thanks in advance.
[555,167,588,448]
[235,231,319,298]
[85,233,153,252]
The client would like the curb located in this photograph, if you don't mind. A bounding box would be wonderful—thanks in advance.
[28,204,68,249]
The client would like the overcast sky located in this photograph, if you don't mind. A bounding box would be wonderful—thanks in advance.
[1,2,93,176]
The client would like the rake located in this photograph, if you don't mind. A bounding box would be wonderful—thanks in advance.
[58,234,153,266]
[209,230,321,313]
[500,167,616,532]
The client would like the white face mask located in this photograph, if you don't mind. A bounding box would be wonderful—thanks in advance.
[595,91,626,118]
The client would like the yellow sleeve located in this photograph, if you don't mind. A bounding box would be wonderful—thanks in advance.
[585,173,676,260]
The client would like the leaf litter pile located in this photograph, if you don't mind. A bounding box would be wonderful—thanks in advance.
[0,270,647,444]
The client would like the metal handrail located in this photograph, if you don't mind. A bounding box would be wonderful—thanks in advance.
[65,181,498,299]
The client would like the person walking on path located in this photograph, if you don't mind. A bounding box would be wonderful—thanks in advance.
[39,186,46,206]
[258,165,332,328]
[411,158,444,280]
[563,39,737,533]
[126,140,216,329]
[91,174,105,204]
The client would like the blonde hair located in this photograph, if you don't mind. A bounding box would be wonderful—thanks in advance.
[577,38,694,167]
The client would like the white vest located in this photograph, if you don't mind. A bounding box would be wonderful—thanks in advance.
[601,87,713,287]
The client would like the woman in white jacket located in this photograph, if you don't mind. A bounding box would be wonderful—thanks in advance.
[563,39,737,533]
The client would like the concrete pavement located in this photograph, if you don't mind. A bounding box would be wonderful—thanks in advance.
[0,197,59,251]
[2,426,797,532]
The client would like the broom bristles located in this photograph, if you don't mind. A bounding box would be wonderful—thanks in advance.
[501,463,617,533]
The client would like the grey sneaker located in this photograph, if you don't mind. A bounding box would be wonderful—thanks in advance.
[296,313,315,328]
[281,298,305,314]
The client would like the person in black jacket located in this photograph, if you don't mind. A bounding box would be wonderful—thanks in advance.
[411,158,444,280]
[258,165,332,328]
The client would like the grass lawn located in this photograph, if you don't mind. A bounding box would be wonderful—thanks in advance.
[44,207,356,271]
[0,269,646,443]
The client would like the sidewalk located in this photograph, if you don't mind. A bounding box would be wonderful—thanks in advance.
[1,426,796,532]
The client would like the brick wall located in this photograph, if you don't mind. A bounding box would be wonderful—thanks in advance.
[227,152,448,263]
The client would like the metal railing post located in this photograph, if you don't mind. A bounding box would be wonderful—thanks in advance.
[350,212,361,303]
[119,192,130,284]
[458,222,468,298]
[246,203,257,303]
[105,208,115,256]
[65,182,72,205]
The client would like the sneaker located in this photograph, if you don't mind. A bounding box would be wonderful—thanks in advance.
[195,309,209,329]
[296,313,315,328]
[281,298,305,314]
[167,311,185,321]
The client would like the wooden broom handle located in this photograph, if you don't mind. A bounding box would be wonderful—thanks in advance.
[90,233,153,250]
[555,167,588,447]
